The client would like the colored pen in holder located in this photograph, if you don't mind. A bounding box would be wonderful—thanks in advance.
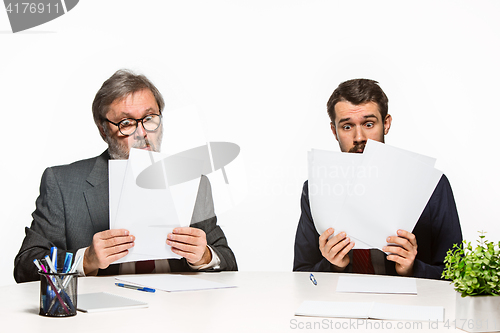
[38,270,78,317]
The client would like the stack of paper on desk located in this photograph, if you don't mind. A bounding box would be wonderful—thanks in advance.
[295,300,444,321]
[78,292,148,313]
[308,140,443,250]
[336,275,417,294]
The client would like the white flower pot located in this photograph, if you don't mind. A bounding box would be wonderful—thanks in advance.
[455,292,500,332]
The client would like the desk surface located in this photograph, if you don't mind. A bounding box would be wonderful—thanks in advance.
[2,272,463,332]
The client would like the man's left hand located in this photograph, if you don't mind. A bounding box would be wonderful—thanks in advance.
[383,229,418,277]
[167,227,212,266]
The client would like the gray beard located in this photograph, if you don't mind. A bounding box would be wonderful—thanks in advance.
[106,128,163,160]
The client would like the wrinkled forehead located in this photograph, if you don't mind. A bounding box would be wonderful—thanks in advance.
[334,101,382,124]
[106,89,159,117]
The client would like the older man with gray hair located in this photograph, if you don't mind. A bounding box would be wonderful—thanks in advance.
[14,69,237,283]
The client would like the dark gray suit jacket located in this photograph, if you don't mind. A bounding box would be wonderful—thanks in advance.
[14,151,237,283]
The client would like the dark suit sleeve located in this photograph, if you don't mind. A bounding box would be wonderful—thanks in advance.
[193,216,237,271]
[197,176,237,271]
[412,174,463,279]
[170,175,237,272]
[14,168,74,283]
[293,181,335,272]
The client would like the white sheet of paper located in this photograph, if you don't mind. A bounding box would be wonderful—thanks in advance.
[308,149,372,248]
[109,160,127,229]
[115,274,236,292]
[169,177,200,227]
[77,292,148,313]
[336,275,417,294]
[369,302,444,322]
[337,140,443,249]
[296,300,373,319]
[296,301,443,322]
[308,149,363,233]
[110,159,182,263]
[361,141,437,168]
[112,149,181,263]
[309,141,443,250]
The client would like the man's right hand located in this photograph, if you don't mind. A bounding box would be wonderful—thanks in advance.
[83,229,135,275]
[319,228,355,271]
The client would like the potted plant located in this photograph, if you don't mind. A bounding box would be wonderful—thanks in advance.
[442,231,500,332]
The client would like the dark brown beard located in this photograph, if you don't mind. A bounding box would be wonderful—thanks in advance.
[348,143,366,153]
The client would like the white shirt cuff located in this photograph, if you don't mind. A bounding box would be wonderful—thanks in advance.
[76,246,219,274]
[75,247,87,277]
[187,245,221,270]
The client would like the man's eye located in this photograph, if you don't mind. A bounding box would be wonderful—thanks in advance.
[365,122,374,128]
[143,115,153,122]
[120,119,133,127]
[342,125,352,130]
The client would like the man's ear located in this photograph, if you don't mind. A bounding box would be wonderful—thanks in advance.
[330,122,339,141]
[98,124,107,142]
[383,114,392,135]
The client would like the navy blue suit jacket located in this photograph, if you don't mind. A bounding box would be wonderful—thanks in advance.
[293,175,462,279]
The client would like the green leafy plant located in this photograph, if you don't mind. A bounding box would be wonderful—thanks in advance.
[442,231,500,297]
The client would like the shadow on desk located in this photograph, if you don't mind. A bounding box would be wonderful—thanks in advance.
[22,307,39,315]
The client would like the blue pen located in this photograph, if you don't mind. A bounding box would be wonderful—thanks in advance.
[62,255,82,289]
[39,258,72,314]
[63,253,73,273]
[43,256,76,314]
[51,247,58,272]
[310,273,317,286]
[115,283,155,293]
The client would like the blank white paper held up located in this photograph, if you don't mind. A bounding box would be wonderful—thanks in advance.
[110,148,183,263]
[309,140,443,250]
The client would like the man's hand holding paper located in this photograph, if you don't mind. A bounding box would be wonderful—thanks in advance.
[318,226,418,275]
[319,228,354,271]
[384,229,418,276]
[167,227,212,266]
[84,229,136,275]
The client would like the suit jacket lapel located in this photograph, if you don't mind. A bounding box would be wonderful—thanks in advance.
[84,151,110,233]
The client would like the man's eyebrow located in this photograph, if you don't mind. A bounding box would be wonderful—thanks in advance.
[338,114,378,124]
[118,107,156,118]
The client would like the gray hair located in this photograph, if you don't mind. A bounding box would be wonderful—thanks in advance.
[92,69,165,133]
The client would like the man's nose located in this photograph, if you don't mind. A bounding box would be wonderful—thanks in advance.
[353,127,366,144]
[134,122,147,138]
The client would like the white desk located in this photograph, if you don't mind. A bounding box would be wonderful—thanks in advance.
[1,272,463,332]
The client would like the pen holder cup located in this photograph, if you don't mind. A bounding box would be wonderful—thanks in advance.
[39,271,78,317]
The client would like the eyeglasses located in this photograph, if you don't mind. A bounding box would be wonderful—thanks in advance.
[106,114,162,136]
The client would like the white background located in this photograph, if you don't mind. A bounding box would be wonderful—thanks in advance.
[1,1,499,286]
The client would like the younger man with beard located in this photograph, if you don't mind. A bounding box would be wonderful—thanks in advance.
[293,79,462,279]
